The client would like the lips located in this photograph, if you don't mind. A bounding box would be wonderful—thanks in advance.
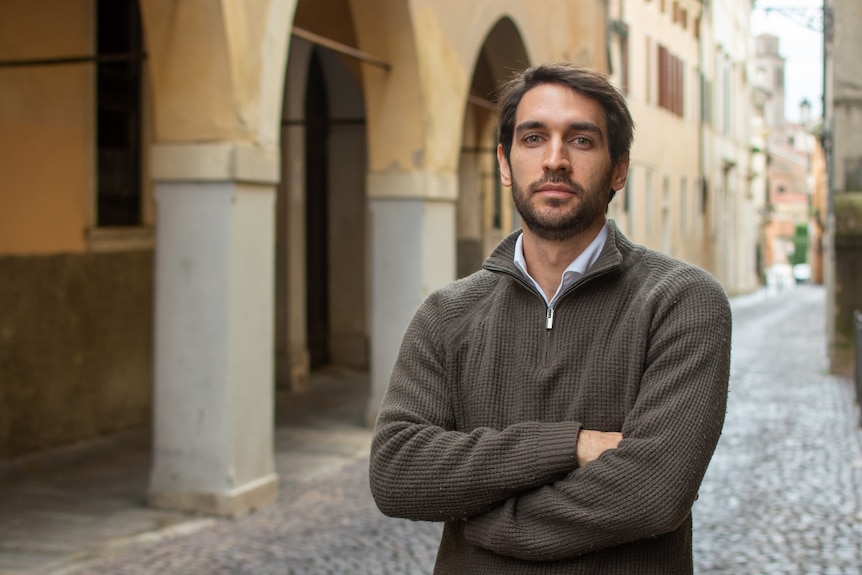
[529,174,579,195]
[534,184,577,199]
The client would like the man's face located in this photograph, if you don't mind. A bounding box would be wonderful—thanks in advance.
[498,83,629,242]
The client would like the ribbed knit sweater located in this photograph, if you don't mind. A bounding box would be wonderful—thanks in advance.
[369,221,731,574]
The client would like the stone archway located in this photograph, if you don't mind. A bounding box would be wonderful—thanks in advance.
[276,9,370,391]
[457,17,530,277]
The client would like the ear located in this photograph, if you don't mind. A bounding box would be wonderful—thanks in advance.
[497,144,512,187]
[610,152,630,191]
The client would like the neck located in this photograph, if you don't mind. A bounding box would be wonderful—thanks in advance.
[521,218,605,300]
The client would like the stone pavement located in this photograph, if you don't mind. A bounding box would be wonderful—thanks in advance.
[2,285,861,574]
[0,368,388,575]
[692,285,862,574]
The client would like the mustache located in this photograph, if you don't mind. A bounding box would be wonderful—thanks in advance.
[526,173,585,194]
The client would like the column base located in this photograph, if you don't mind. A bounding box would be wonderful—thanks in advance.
[148,473,279,518]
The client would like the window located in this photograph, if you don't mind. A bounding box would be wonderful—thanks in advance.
[700,73,712,126]
[661,175,671,254]
[658,44,684,117]
[723,66,731,134]
[646,37,652,104]
[680,176,688,238]
[624,171,633,236]
[97,0,143,226]
[620,23,630,95]
[695,177,704,237]
[624,174,632,214]
[645,168,654,238]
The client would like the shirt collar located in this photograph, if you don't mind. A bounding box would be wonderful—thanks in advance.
[513,222,609,306]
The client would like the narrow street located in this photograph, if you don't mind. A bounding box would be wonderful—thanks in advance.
[693,285,862,574]
[38,286,862,574]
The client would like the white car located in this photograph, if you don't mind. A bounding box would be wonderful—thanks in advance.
[793,263,811,284]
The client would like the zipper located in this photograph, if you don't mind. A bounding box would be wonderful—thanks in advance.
[484,244,621,365]
[484,261,616,333]
[545,306,555,364]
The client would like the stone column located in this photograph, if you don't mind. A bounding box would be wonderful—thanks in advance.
[831,192,862,376]
[148,143,279,517]
[365,171,457,424]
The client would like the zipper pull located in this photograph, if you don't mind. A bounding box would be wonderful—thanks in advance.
[546,307,554,330]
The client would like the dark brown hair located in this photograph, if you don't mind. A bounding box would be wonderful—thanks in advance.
[496,63,634,169]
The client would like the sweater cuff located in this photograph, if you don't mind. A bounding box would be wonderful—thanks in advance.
[530,421,583,475]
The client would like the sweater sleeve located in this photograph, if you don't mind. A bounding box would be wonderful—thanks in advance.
[369,291,583,522]
[462,271,732,560]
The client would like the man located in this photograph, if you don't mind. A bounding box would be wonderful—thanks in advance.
[369,63,731,574]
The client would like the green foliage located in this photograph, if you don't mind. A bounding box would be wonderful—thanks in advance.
[789,223,808,266]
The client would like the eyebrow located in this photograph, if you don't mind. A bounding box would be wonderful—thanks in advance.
[515,120,604,138]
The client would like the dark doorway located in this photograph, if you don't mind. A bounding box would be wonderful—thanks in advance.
[305,49,331,368]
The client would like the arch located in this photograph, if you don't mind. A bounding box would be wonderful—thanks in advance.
[349,0,425,173]
[138,0,294,144]
[276,0,371,391]
[457,17,530,277]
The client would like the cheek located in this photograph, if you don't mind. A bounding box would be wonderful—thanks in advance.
[508,152,538,180]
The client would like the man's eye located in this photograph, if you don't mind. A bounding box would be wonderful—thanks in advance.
[571,136,592,146]
[524,135,543,144]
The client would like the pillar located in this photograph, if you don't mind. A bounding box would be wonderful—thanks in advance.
[148,142,279,517]
[366,171,457,424]
[831,192,862,376]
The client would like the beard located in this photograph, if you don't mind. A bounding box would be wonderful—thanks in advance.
[512,170,613,242]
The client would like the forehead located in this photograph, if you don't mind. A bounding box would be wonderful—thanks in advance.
[515,83,607,133]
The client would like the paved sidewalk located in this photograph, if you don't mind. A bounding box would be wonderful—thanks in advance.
[0,368,379,575]
[2,285,861,574]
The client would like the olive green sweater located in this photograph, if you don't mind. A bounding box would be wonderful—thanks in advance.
[370,222,731,574]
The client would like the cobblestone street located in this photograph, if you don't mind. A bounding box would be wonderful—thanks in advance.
[67,285,862,574]
[692,285,862,574]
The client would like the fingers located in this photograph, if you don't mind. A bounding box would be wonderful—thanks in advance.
[576,430,622,467]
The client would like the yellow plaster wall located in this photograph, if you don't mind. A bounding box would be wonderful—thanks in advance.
[140,0,295,146]
[616,0,701,256]
[0,0,93,255]
[140,0,238,142]
[412,0,607,173]
[354,0,606,176]
[350,0,424,173]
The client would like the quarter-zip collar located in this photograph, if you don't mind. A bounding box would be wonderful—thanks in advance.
[513,224,608,307]
[483,219,626,295]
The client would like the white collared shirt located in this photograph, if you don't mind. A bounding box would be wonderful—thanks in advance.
[513,222,609,308]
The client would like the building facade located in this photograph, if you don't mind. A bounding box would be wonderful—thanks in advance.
[1,0,762,516]
[1,0,610,516]
[607,0,760,296]
[823,0,862,376]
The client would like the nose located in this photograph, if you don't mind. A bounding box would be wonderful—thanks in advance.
[542,138,571,173]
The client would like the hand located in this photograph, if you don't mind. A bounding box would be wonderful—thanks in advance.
[576,429,622,467]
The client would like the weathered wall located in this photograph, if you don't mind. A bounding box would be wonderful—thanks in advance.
[0,0,93,255]
[828,0,862,375]
[832,192,862,377]
[0,252,153,458]
[139,0,294,145]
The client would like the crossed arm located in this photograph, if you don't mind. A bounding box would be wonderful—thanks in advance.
[576,429,623,467]
[369,278,730,561]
